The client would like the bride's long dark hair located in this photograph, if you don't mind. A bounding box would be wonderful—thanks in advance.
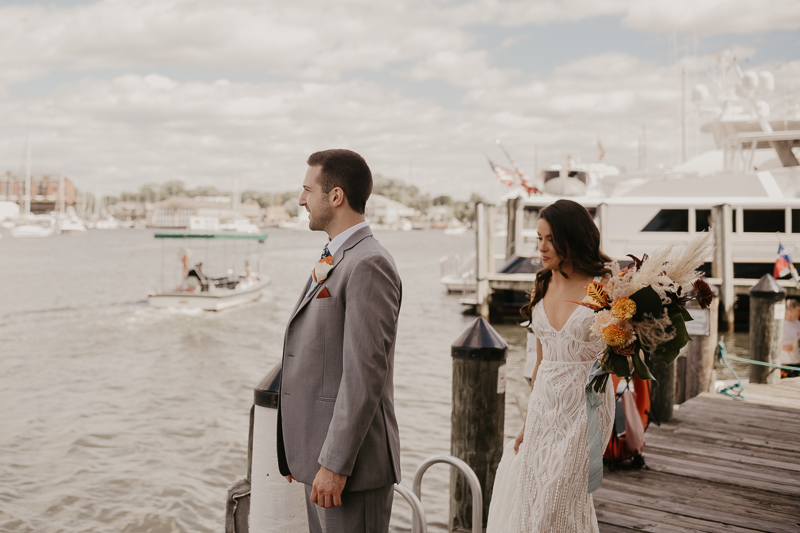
[520,199,612,322]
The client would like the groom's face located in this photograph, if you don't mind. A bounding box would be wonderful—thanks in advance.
[300,165,333,232]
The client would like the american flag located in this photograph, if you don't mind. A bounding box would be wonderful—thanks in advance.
[597,140,606,162]
[487,158,517,186]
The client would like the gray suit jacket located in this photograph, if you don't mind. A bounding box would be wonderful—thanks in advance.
[277,226,402,492]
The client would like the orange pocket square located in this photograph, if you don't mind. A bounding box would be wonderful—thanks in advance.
[317,287,331,299]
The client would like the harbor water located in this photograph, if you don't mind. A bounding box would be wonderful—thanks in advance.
[0,228,749,532]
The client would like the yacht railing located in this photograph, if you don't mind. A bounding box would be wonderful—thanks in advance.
[411,454,482,533]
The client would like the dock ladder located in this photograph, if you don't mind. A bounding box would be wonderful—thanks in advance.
[395,454,483,533]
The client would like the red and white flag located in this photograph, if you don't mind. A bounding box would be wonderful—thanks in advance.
[487,158,517,186]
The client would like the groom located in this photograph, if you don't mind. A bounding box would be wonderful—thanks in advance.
[276,149,402,532]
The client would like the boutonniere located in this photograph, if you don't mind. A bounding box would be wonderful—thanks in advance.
[313,256,333,284]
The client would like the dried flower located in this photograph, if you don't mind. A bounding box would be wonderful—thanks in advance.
[693,279,713,309]
[586,281,611,307]
[602,324,630,346]
[591,310,617,337]
[612,343,636,357]
[611,297,637,321]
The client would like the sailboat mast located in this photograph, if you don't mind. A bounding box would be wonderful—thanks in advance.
[24,135,31,215]
[60,175,65,214]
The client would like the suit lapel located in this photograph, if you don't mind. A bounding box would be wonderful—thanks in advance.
[289,226,373,323]
[290,275,314,317]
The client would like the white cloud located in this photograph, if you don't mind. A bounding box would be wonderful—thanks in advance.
[0,0,796,200]
[623,0,800,35]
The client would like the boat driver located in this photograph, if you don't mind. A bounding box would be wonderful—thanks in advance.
[186,262,209,292]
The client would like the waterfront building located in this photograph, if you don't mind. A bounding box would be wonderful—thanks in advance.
[0,172,77,214]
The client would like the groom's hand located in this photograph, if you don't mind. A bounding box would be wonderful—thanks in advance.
[310,466,347,508]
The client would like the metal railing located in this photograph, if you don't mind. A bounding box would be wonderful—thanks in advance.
[411,455,483,533]
[394,483,427,533]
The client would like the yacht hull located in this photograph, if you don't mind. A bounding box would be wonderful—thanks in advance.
[11,226,55,238]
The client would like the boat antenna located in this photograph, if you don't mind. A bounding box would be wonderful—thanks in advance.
[496,138,524,176]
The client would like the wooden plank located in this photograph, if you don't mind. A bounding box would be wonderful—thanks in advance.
[680,395,800,416]
[600,471,799,522]
[597,508,707,533]
[598,524,638,533]
[666,425,800,455]
[644,435,800,473]
[670,407,800,437]
[655,418,800,449]
[595,483,799,532]
[642,452,800,496]
[594,500,767,533]
[676,397,800,422]
[646,431,800,463]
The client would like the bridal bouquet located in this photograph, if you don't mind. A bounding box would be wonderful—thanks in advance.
[578,233,715,394]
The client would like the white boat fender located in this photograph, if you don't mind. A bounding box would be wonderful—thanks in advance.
[249,364,309,531]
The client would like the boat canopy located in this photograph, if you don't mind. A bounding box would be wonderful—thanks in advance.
[154,232,268,242]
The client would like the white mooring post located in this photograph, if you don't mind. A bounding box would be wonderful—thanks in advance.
[249,364,308,531]
[475,202,491,320]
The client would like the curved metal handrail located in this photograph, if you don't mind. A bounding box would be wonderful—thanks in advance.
[394,483,427,533]
[411,454,482,533]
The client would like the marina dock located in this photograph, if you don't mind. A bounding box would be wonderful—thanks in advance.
[594,378,800,533]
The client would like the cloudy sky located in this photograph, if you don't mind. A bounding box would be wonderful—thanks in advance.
[1,0,799,199]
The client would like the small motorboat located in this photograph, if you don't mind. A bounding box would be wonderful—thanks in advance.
[147,231,270,311]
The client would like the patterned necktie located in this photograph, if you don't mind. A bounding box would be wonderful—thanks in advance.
[320,244,331,261]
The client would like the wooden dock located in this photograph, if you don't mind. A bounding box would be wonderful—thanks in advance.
[595,378,800,533]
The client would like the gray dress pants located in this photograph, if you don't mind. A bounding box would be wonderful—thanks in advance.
[303,483,393,533]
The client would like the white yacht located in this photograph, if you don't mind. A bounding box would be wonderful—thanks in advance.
[503,52,800,280]
[220,218,261,234]
[11,223,55,238]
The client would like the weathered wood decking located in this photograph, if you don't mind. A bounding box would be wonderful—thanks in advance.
[595,378,800,533]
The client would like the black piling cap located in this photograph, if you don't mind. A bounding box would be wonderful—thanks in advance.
[750,274,786,296]
[451,317,508,361]
[254,363,282,409]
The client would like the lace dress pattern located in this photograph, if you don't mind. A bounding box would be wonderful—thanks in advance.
[487,292,615,533]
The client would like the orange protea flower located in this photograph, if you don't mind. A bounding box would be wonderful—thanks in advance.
[611,297,637,321]
[586,281,611,308]
[693,279,713,309]
[601,324,629,347]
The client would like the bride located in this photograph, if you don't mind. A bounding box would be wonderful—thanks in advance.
[487,199,615,533]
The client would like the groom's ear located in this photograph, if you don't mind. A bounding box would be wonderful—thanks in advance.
[330,187,347,209]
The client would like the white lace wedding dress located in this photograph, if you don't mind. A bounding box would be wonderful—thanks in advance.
[487,287,615,533]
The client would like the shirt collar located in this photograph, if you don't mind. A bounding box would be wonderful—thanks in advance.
[326,221,370,257]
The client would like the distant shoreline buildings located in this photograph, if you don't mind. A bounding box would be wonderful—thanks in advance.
[0,172,476,231]
[0,172,76,214]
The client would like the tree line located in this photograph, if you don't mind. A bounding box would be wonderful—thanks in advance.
[105,174,481,222]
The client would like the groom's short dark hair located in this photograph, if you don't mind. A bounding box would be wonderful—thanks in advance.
[307,149,372,214]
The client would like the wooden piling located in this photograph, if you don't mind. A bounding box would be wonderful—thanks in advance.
[675,295,719,404]
[749,274,785,384]
[450,318,507,532]
[712,204,734,332]
[650,358,676,423]
[505,196,519,260]
[506,197,520,259]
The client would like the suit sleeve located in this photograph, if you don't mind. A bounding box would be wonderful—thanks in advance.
[318,253,401,476]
